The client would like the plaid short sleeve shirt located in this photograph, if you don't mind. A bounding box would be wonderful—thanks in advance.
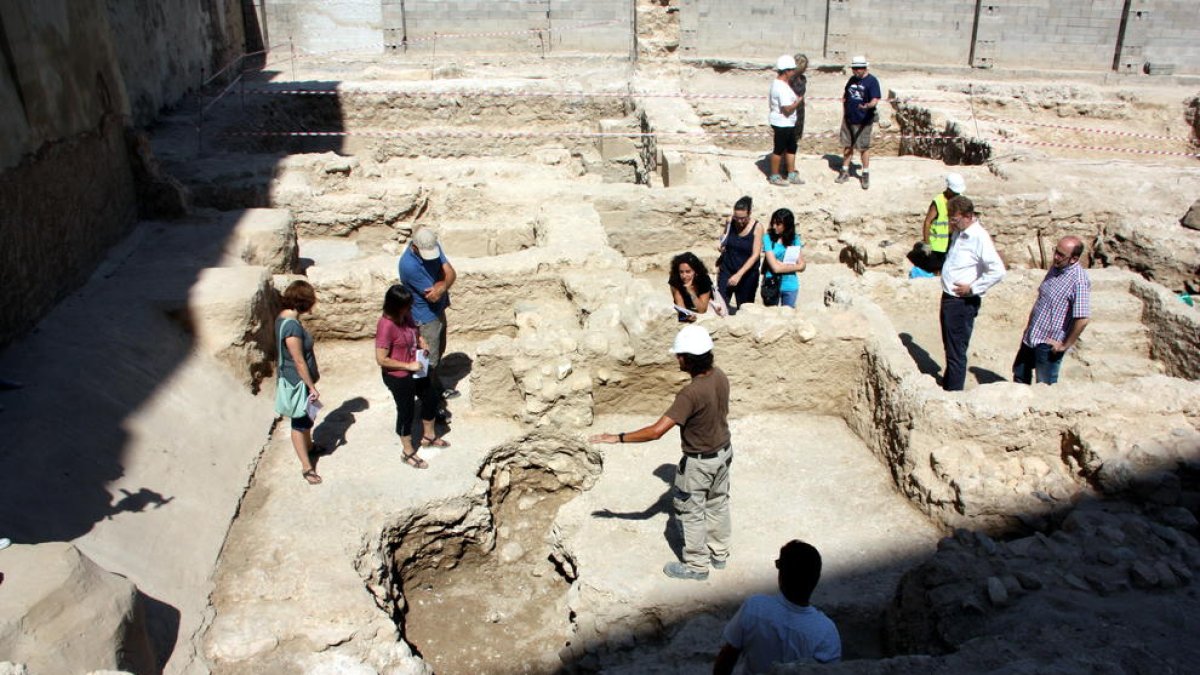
[1023,263,1091,347]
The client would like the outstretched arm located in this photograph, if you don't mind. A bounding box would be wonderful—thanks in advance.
[590,415,675,444]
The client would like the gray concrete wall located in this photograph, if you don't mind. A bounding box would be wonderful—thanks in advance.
[973,0,1124,71]
[106,0,247,125]
[678,0,1200,74]
[262,0,629,56]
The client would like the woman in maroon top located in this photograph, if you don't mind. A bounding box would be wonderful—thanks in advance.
[375,285,447,469]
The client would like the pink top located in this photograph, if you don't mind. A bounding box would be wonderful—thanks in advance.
[375,315,419,378]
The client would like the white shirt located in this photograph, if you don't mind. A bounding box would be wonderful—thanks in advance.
[768,79,798,127]
[722,594,841,672]
[940,219,1006,297]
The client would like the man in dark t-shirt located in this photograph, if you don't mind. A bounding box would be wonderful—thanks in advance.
[591,325,732,581]
[835,55,881,190]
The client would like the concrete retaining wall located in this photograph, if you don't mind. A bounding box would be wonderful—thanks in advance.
[261,0,630,56]
[0,0,246,347]
[678,0,1200,75]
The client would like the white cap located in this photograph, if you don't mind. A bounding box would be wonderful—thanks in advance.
[775,54,797,71]
[851,55,869,68]
[671,325,714,355]
[945,173,966,194]
[411,228,442,261]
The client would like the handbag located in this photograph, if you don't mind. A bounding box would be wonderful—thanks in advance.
[760,273,781,306]
[274,318,309,418]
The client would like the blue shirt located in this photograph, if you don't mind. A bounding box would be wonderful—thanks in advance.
[722,594,841,672]
[762,233,803,293]
[843,73,881,125]
[398,245,451,324]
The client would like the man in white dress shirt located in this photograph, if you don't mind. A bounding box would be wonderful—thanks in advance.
[939,196,1006,391]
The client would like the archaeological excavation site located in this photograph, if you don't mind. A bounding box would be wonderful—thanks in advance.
[3,1,1200,674]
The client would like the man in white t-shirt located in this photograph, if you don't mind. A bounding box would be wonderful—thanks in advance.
[767,55,803,187]
[714,540,841,674]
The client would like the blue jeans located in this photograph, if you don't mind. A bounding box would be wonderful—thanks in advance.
[940,294,980,391]
[1012,342,1064,385]
[779,290,798,308]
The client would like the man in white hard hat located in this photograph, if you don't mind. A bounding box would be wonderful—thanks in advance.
[767,54,803,186]
[918,173,966,273]
[835,56,881,190]
[591,325,732,581]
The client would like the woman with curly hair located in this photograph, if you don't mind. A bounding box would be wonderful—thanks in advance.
[670,252,725,321]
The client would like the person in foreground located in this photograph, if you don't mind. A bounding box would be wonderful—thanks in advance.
[276,280,322,484]
[1012,235,1091,385]
[714,540,841,674]
[590,325,732,581]
[375,284,443,469]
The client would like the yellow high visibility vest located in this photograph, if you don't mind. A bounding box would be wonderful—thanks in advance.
[930,193,951,253]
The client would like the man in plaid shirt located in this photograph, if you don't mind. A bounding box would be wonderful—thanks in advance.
[1012,236,1091,385]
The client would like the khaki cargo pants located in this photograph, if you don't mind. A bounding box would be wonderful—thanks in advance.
[673,445,732,572]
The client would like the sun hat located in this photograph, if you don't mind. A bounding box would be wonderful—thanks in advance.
[850,55,869,68]
[775,54,797,71]
[411,228,442,261]
[671,325,714,355]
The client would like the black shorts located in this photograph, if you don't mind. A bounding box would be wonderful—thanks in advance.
[771,125,798,156]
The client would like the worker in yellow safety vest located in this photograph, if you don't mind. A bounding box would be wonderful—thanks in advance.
[920,173,966,273]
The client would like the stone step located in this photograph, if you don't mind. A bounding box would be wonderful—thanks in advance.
[1065,353,1166,383]
[1089,290,1145,319]
[1075,320,1151,356]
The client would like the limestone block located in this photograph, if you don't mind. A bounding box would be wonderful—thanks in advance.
[185,266,275,388]
[660,149,686,187]
[222,208,298,273]
[0,543,155,675]
[597,120,638,160]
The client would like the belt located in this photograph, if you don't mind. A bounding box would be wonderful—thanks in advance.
[684,444,731,460]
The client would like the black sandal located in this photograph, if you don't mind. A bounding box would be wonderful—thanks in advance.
[302,469,322,485]
[403,452,429,469]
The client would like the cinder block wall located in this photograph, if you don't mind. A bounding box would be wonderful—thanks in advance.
[974,0,1124,71]
[677,0,1200,74]
[263,0,630,57]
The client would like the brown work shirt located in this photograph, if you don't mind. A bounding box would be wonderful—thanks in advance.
[664,367,731,455]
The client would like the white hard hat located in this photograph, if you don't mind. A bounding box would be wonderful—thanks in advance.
[671,325,714,355]
[775,54,797,71]
[851,55,869,68]
[945,173,966,194]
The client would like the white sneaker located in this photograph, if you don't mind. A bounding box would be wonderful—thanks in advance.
[0,538,11,551]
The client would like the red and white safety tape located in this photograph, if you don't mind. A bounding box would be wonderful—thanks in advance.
[982,117,1194,143]
[238,87,961,104]
[222,127,1200,157]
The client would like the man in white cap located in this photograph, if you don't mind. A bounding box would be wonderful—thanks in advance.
[399,227,458,403]
[835,56,881,190]
[590,325,732,581]
[767,54,803,186]
[919,173,966,273]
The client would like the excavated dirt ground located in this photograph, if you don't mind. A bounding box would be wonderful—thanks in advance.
[181,53,1198,674]
[6,49,1194,674]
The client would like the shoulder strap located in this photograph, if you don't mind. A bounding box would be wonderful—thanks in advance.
[277,317,298,367]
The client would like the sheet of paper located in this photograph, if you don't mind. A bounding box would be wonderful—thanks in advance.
[413,349,430,378]
[783,246,802,264]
